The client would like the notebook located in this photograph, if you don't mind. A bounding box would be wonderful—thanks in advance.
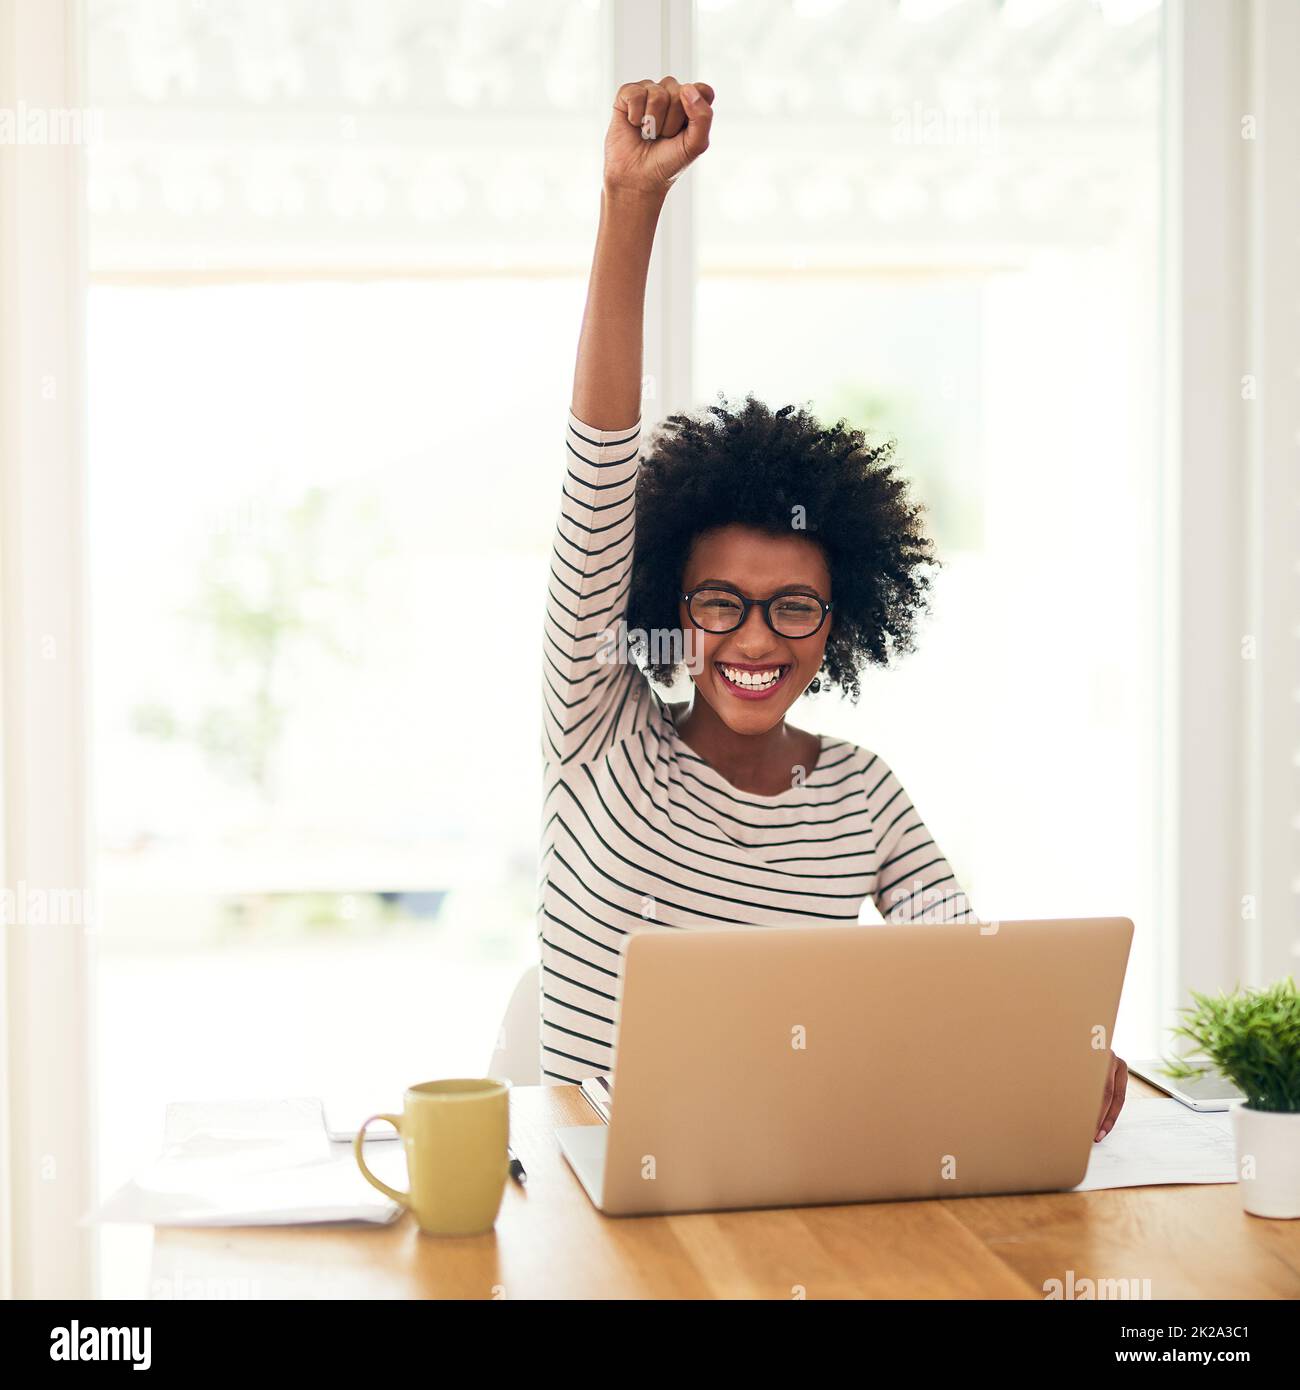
[94,1097,405,1227]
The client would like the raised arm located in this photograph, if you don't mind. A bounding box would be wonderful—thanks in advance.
[543,78,713,766]
[571,78,713,427]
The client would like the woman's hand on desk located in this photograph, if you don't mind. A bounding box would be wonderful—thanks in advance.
[1095,1051,1128,1142]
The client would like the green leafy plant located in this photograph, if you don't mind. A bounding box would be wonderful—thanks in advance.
[1163,978,1300,1113]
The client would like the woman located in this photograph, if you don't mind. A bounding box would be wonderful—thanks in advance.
[541,77,1127,1143]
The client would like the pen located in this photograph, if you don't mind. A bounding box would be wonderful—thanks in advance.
[508,1146,527,1185]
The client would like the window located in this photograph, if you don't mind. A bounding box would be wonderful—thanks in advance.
[85,0,607,1292]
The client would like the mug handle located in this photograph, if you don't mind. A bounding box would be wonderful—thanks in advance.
[353,1113,409,1207]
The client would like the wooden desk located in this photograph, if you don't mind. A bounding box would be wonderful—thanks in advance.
[150,1079,1300,1299]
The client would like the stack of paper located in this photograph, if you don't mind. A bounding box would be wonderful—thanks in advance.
[1073,1099,1237,1192]
[95,1098,406,1228]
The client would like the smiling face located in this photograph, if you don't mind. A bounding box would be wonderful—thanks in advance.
[678,524,832,735]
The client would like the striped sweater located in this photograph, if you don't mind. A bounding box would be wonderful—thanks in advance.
[538,410,977,1085]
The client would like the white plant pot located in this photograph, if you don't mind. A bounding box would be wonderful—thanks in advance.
[1232,1104,1300,1219]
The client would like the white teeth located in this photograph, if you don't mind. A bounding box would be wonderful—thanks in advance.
[719,664,784,690]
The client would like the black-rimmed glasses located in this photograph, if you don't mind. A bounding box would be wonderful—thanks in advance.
[682,585,832,639]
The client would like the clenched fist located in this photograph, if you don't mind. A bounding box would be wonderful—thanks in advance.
[604,77,714,197]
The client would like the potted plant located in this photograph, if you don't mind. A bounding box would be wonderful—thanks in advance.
[1163,977,1300,1219]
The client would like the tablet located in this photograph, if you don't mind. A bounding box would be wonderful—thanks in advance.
[1128,1059,1243,1112]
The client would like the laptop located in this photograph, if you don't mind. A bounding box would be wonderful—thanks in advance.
[556,917,1133,1216]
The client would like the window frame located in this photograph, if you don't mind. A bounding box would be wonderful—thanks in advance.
[0,0,96,1299]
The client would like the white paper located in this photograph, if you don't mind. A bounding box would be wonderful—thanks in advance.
[94,1097,406,1227]
[1072,1098,1237,1192]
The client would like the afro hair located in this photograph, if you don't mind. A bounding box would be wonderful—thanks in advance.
[626,392,939,702]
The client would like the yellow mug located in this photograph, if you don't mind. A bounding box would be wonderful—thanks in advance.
[353,1079,510,1236]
